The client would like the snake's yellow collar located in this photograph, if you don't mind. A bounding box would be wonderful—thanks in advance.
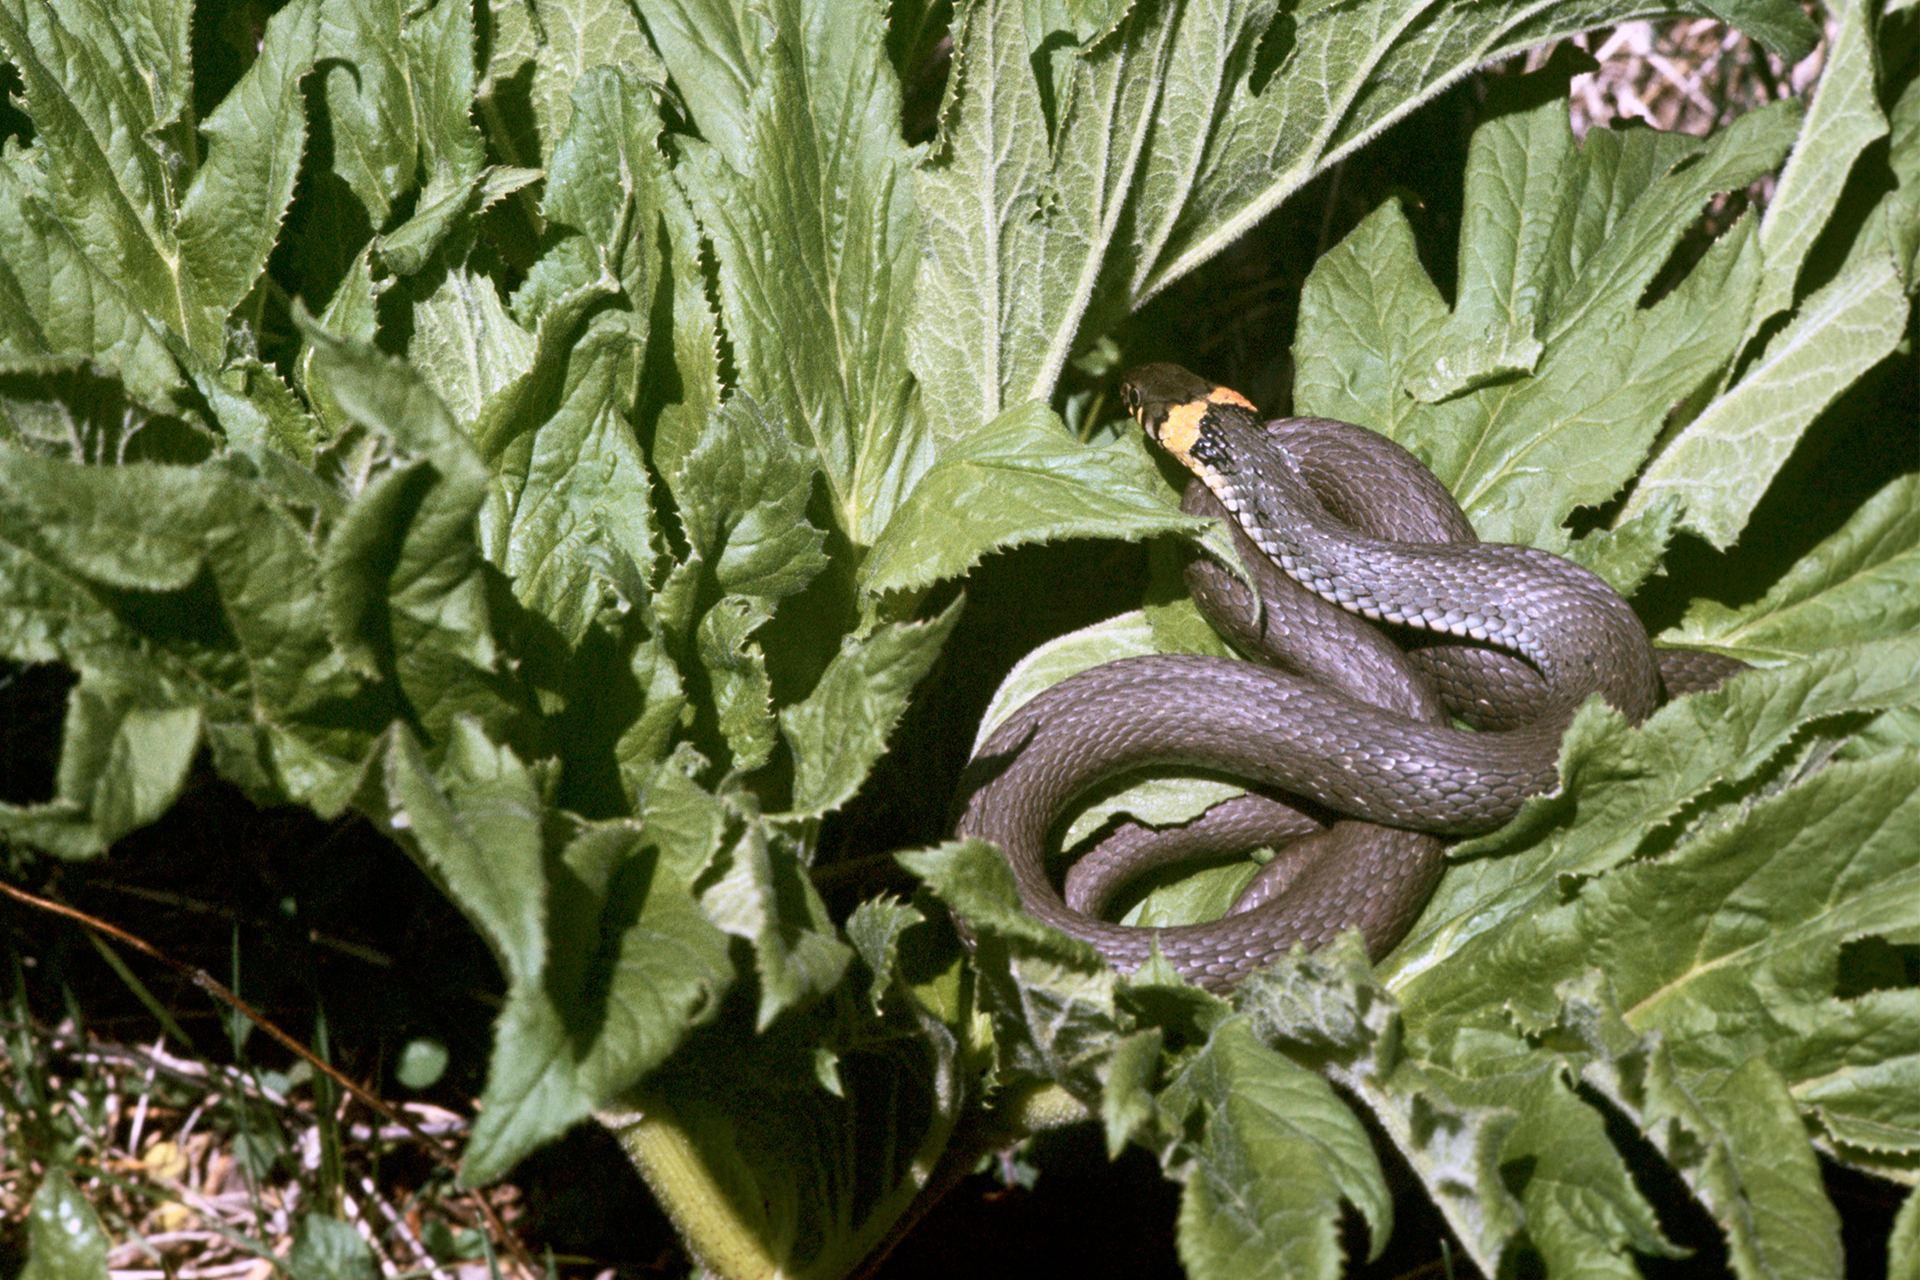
[1118,362,1257,470]
[1155,386,1254,460]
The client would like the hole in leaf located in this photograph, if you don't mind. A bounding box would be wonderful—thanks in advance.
[1834,935,1920,1000]
[0,61,30,149]
[1248,10,1296,94]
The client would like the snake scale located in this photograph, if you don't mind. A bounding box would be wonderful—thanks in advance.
[953,363,1744,992]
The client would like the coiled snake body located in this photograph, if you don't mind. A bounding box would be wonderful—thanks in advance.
[954,364,1742,992]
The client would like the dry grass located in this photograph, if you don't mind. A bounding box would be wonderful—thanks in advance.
[0,1014,549,1280]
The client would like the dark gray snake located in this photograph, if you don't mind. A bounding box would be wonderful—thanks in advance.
[953,363,1743,992]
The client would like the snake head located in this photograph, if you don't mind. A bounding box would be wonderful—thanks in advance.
[1119,363,1258,465]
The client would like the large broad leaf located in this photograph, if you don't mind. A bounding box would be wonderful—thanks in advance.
[1623,245,1908,550]
[1664,471,1920,663]
[899,839,1126,1097]
[861,401,1212,598]
[0,448,364,841]
[1386,450,1920,981]
[0,158,186,419]
[0,322,528,843]
[477,0,668,173]
[778,598,964,820]
[301,316,525,767]
[1161,1017,1395,1279]
[1294,84,1799,554]
[380,729,735,1184]
[0,0,311,358]
[908,0,1814,449]
[642,0,931,548]
[1619,0,1916,549]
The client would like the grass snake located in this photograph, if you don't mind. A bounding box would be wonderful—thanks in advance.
[953,363,1744,992]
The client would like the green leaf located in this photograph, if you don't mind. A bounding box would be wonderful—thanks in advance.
[173,0,319,346]
[677,396,831,605]
[1565,490,1682,597]
[1402,67,1574,401]
[483,319,658,645]
[1556,982,1847,1280]
[861,401,1206,598]
[408,265,539,427]
[512,63,665,330]
[383,729,735,1183]
[1296,93,1798,553]
[647,0,928,546]
[696,595,779,772]
[1441,1054,1678,1276]
[1692,0,1818,62]
[470,273,623,463]
[0,452,356,748]
[642,148,726,498]
[4,0,1907,1273]
[844,895,923,1013]
[1623,247,1910,550]
[1140,0,1808,303]
[898,839,1122,1098]
[0,148,188,416]
[1101,1026,1165,1157]
[19,1169,108,1280]
[384,718,547,984]
[0,0,204,346]
[371,0,487,276]
[909,0,1816,445]
[1396,738,1920,1187]
[613,629,691,797]
[1169,1018,1392,1279]
[778,598,962,819]
[1237,939,1524,1274]
[1387,632,1920,983]
[631,0,761,157]
[310,0,419,232]
[1744,0,1886,332]
[286,1214,377,1280]
[699,814,852,1027]
[1894,1188,1920,1280]
[0,468,150,671]
[1608,757,1918,1137]
[907,0,1177,440]
[300,308,473,461]
[0,685,200,860]
[478,0,667,173]
[318,452,510,761]
[303,316,515,754]
[1666,471,1920,662]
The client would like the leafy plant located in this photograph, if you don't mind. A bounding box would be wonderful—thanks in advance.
[2,0,1917,1276]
